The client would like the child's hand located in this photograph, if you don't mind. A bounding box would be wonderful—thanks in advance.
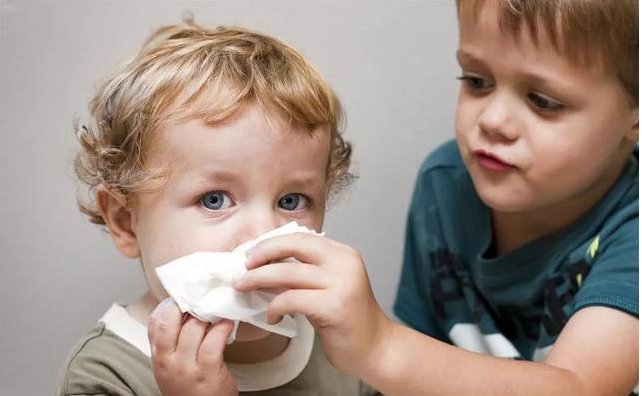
[233,233,393,376]
[148,299,238,396]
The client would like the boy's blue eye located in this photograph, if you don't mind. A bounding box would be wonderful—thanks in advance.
[457,74,492,90]
[527,92,564,112]
[278,193,308,211]
[200,191,233,211]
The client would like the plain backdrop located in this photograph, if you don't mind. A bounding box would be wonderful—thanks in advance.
[1,1,459,394]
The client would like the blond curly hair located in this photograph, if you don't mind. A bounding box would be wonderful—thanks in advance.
[75,19,353,225]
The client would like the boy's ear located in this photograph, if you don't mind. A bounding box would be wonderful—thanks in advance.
[96,187,141,259]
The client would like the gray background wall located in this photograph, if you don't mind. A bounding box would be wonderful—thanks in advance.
[0,1,458,394]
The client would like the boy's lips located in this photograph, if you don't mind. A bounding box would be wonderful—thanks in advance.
[473,149,516,172]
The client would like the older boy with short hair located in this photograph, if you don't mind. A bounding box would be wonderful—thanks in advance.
[56,20,377,396]
[235,0,639,394]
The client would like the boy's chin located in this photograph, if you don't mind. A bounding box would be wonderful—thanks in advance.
[233,322,272,342]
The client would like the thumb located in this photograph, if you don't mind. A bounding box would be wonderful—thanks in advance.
[198,319,235,366]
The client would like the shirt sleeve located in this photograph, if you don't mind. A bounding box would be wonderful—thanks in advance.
[56,326,160,396]
[573,216,638,317]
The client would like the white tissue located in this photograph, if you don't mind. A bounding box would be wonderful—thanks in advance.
[155,222,323,343]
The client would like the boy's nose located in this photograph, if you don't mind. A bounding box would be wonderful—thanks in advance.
[478,93,519,142]
[233,210,284,247]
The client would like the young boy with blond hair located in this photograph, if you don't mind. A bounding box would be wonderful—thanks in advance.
[56,19,379,396]
[235,0,639,394]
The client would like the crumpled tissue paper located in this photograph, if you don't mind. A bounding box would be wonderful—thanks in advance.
[156,222,322,343]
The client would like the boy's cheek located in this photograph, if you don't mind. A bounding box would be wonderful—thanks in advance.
[294,209,325,233]
[139,228,213,266]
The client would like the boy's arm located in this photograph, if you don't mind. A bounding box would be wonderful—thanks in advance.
[234,234,638,396]
[371,306,637,396]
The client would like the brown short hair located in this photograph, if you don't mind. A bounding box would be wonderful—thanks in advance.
[75,19,352,225]
[456,0,638,104]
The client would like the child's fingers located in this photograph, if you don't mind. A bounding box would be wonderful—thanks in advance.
[265,289,323,325]
[198,319,234,367]
[245,233,337,270]
[175,315,210,362]
[148,298,183,356]
[233,262,327,292]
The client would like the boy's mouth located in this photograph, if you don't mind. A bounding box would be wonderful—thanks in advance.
[473,149,516,172]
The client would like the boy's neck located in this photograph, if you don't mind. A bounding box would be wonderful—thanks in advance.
[491,192,601,255]
[223,333,290,364]
[126,293,290,364]
[491,156,630,256]
[491,211,559,256]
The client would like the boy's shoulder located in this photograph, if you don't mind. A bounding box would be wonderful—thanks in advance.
[418,140,465,175]
[598,146,638,228]
[414,140,470,194]
[56,322,159,396]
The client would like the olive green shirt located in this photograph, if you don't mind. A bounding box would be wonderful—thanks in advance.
[56,306,379,396]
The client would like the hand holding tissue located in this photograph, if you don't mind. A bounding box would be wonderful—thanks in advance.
[155,222,323,343]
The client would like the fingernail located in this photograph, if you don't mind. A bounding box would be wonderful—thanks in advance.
[151,297,173,318]
[232,273,245,286]
[160,297,173,307]
[232,273,244,281]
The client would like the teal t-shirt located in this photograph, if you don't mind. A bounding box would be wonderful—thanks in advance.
[394,140,638,362]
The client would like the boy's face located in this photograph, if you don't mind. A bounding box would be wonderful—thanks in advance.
[127,103,330,341]
[455,3,638,217]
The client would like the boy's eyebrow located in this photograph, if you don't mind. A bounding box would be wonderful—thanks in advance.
[182,169,325,190]
[519,72,568,92]
[456,48,579,93]
[456,49,485,67]
[175,169,240,189]
[285,174,326,190]
[196,170,239,183]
